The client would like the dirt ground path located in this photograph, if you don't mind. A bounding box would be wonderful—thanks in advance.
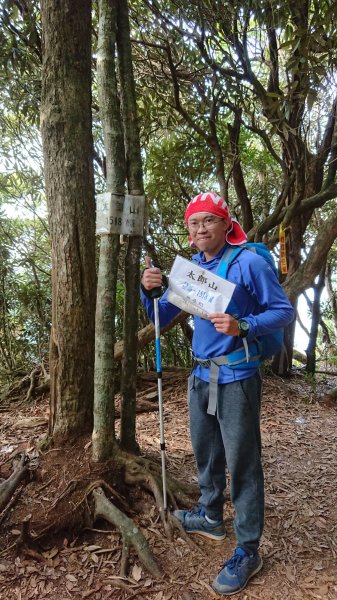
[0,371,336,600]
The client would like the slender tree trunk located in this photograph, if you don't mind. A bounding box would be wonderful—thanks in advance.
[325,261,337,340]
[306,264,326,374]
[40,0,96,439]
[228,114,254,232]
[117,0,144,452]
[92,0,125,461]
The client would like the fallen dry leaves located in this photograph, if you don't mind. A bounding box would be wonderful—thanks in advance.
[0,369,337,599]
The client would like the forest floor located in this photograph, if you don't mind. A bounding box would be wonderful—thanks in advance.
[0,368,337,600]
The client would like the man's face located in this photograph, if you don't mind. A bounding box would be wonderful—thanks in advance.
[187,212,229,259]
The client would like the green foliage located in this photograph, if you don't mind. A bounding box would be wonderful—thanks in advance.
[138,318,192,370]
[0,211,51,385]
[0,2,51,388]
[0,0,336,382]
[129,0,337,371]
[0,0,41,125]
[145,132,215,223]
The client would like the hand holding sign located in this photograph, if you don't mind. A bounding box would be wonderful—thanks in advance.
[209,312,240,336]
[166,255,236,319]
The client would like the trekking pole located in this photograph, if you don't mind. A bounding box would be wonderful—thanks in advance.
[146,258,168,512]
[153,295,168,512]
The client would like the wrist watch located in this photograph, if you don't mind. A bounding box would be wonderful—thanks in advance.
[238,319,249,338]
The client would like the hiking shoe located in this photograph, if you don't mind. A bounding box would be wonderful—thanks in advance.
[212,547,263,595]
[173,505,226,541]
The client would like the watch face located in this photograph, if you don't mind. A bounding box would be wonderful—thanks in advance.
[239,320,249,336]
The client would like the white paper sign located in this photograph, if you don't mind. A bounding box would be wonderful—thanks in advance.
[96,193,145,236]
[166,255,236,319]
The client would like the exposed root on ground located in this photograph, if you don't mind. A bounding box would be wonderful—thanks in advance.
[15,515,48,562]
[123,454,197,506]
[0,445,200,580]
[1,363,50,404]
[91,486,163,578]
[121,453,200,548]
[0,453,31,513]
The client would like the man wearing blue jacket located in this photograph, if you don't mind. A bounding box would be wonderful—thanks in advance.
[141,191,294,596]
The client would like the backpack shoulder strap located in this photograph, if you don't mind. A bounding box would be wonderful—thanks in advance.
[217,245,246,279]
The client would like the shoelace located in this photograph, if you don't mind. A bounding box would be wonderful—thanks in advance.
[224,551,246,571]
[190,505,206,517]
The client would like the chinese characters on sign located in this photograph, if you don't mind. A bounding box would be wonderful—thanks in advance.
[96,193,146,236]
[167,255,236,319]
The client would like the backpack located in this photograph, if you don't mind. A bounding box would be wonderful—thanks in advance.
[217,243,284,362]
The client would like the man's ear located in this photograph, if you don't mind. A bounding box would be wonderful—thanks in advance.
[223,218,232,234]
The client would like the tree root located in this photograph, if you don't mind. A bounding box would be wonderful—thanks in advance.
[0,483,26,526]
[24,366,42,402]
[35,477,166,577]
[0,453,30,513]
[85,471,200,555]
[120,539,130,577]
[120,454,201,549]
[1,363,50,404]
[16,514,46,562]
[124,454,196,500]
[91,486,163,579]
[46,479,79,513]
[124,460,173,538]
[7,449,200,578]
[123,454,197,504]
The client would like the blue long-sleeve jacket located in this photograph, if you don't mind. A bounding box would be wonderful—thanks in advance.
[141,243,294,384]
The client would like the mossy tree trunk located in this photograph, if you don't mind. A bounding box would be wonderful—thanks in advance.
[40,0,96,439]
[117,0,144,453]
[92,0,126,461]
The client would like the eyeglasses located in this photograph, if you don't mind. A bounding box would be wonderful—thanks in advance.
[187,217,224,232]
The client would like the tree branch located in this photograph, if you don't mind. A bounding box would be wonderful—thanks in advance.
[284,207,337,302]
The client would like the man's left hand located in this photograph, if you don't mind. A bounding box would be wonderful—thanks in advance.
[209,313,240,336]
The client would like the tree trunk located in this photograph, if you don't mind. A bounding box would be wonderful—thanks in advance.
[92,0,125,461]
[228,114,254,232]
[120,235,142,452]
[325,260,337,340]
[284,207,337,303]
[117,0,145,452]
[306,264,326,374]
[40,0,96,439]
[281,214,304,371]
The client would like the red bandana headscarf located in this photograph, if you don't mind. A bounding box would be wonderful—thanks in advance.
[185,191,247,246]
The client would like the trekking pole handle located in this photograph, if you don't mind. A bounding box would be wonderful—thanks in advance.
[144,256,162,299]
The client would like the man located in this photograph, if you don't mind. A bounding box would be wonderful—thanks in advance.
[141,191,294,596]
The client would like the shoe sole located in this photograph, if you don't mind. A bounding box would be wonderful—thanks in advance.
[186,529,226,541]
[212,558,263,595]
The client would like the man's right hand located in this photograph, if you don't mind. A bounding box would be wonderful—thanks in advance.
[141,256,163,291]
